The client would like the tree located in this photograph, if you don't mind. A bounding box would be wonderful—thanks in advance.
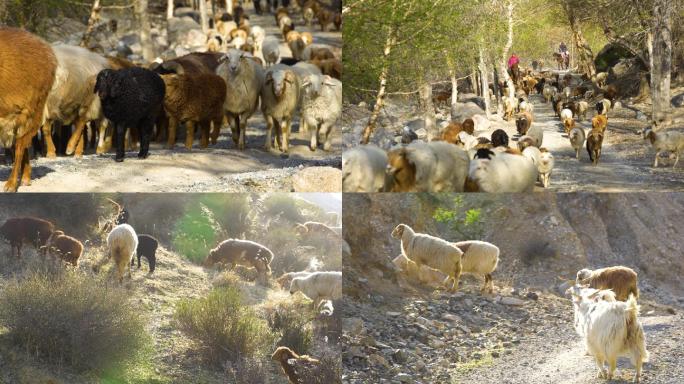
[80,0,102,48]
[199,0,209,33]
[135,0,154,61]
[167,0,174,19]
[651,0,673,126]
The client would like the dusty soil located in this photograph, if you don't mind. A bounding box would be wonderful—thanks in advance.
[0,3,342,193]
[341,193,684,384]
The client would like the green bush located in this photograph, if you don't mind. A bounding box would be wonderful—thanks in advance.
[266,300,313,355]
[174,287,276,366]
[0,271,151,374]
[171,202,223,263]
[200,194,253,238]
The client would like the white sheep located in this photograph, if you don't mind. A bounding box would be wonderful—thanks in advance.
[385,141,470,192]
[289,271,342,309]
[104,223,138,283]
[560,108,573,122]
[527,125,544,148]
[519,99,534,113]
[300,74,341,151]
[538,148,554,188]
[342,145,388,192]
[452,240,499,293]
[639,127,684,168]
[542,85,557,103]
[391,224,463,291]
[471,114,491,131]
[569,127,585,160]
[567,286,649,382]
[392,253,449,288]
[276,271,313,289]
[469,149,538,192]
[262,36,280,66]
[577,100,589,121]
[250,25,265,57]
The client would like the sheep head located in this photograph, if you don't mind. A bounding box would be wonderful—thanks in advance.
[391,224,407,239]
[94,69,120,99]
[462,118,475,135]
[220,49,247,75]
[266,69,296,99]
[385,147,416,192]
[515,115,529,135]
[576,268,592,283]
[289,278,301,294]
[301,74,338,98]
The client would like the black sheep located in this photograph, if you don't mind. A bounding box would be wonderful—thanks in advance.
[94,67,165,162]
[491,129,509,148]
[132,234,158,273]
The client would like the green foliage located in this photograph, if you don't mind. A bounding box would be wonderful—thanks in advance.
[199,194,253,238]
[171,202,222,264]
[0,271,151,376]
[174,287,276,366]
[433,196,485,240]
[266,299,314,356]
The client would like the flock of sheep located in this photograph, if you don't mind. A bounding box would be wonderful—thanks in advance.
[388,222,649,382]
[343,66,683,193]
[0,0,342,192]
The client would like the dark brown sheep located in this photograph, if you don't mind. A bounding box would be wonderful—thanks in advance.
[440,122,463,145]
[46,230,83,266]
[586,128,604,166]
[161,73,227,149]
[310,58,341,80]
[0,28,58,192]
[515,111,533,135]
[149,52,224,75]
[204,239,274,280]
[0,217,55,258]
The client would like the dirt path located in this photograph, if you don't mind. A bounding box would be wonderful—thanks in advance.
[0,3,342,193]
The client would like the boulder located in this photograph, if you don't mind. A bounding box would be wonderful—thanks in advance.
[594,43,638,73]
[672,93,684,108]
[167,16,202,46]
[450,101,485,121]
[174,7,201,23]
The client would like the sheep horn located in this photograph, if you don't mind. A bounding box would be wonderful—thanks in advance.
[106,198,122,211]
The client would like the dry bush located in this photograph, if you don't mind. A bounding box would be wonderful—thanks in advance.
[265,298,314,355]
[174,287,277,367]
[0,270,151,374]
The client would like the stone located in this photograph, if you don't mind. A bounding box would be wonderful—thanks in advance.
[392,349,409,364]
[395,373,414,383]
[500,297,526,306]
[672,93,684,108]
[369,353,390,368]
[526,291,539,301]
[344,317,366,336]
[167,16,202,46]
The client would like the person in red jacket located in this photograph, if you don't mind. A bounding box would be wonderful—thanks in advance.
[508,53,520,69]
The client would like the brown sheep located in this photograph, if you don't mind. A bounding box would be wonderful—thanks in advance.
[333,12,342,31]
[586,128,604,166]
[272,346,321,384]
[309,58,341,80]
[161,73,227,149]
[275,7,289,25]
[316,7,334,31]
[295,221,341,241]
[46,230,83,266]
[149,52,224,75]
[563,117,576,135]
[515,111,533,135]
[603,84,618,108]
[462,118,475,135]
[517,136,536,151]
[440,122,463,144]
[0,28,57,192]
[204,239,274,282]
[306,47,336,62]
[592,114,608,134]
[385,148,416,191]
[0,217,55,258]
[576,266,639,301]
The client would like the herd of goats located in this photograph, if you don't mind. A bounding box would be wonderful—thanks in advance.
[0,200,342,383]
[391,223,648,382]
[0,0,342,192]
[343,66,684,193]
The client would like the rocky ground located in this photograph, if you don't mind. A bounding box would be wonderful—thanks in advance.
[342,75,684,192]
[342,193,684,384]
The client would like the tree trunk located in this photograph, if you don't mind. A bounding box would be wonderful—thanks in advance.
[199,0,209,33]
[563,0,596,77]
[500,0,515,109]
[471,71,480,96]
[80,0,102,48]
[479,48,491,119]
[651,0,673,127]
[493,65,502,118]
[361,17,397,144]
[450,73,458,110]
[136,0,155,61]
[419,82,437,141]
[167,0,174,19]
[225,0,233,14]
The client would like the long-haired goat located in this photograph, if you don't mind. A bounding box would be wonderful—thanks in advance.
[46,230,83,266]
[100,224,138,283]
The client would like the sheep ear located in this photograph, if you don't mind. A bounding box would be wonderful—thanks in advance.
[218,54,228,63]
[323,75,337,86]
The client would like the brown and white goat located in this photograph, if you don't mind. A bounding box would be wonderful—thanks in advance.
[576,266,639,301]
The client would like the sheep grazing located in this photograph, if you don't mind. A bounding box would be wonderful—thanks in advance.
[515,111,533,135]
[275,271,312,289]
[576,266,639,301]
[261,64,300,153]
[0,217,55,258]
[568,286,648,382]
[569,127,586,160]
[491,129,509,148]
[299,74,341,151]
[46,230,83,266]
[639,127,684,168]
[271,346,321,384]
[262,36,281,66]
[132,234,158,274]
[391,224,463,291]
[94,67,165,162]
[103,224,138,283]
[469,148,538,192]
[161,73,227,149]
[0,28,57,192]
[342,145,388,192]
[392,253,449,288]
[586,128,604,166]
[452,240,499,293]
[216,49,265,150]
[385,141,470,192]
[289,271,342,308]
[204,239,274,281]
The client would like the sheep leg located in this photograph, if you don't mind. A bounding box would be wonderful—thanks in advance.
[607,357,617,380]
[309,120,318,151]
[138,121,152,159]
[199,121,210,149]
[673,152,680,168]
[635,356,643,383]
[654,151,660,167]
[66,119,87,157]
[281,119,290,153]
[210,118,221,145]
[115,123,126,162]
[185,121,196,150]
[321,123,333,151]
[228,115,239,146]
[42,122,57,158]
[167,117,178,149]
[450,263,462,293]
[238,115,246,150]
[264,115,274,151]
[4,138,28,192]
[20,146,32,186]
[96,120,111,154]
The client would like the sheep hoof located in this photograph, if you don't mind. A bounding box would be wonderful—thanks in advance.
[309,145,316,152]
[115,157,124,163]
[46,152,57,159]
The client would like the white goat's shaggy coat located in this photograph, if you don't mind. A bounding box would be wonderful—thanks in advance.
[300,74,341,151]
[469,152,538,192]
[452,240,499,293]
[105,224,138,283]
[342,145,388,192]
[391,224,463,291]
[290,271,342,308]
[569,127,586,160]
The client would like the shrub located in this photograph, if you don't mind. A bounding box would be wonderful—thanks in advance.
[174,287,276,366]
[433,195,486,240]
[0,270,151,374]
[171,202,223,263]
[262,194,306,224]
[200,194,253,238]
[265,299,313,355]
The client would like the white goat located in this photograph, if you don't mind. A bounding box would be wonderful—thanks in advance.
[290,271,342,309]
[640,127,684,168]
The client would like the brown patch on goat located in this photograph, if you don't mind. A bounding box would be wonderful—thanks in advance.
[47,230,84,266]
[440,122,463,145]
[577,266,638,301]
[386,148,416,192]
[0,217,55,258]
[310,58,341,80]
[563,118,575,134]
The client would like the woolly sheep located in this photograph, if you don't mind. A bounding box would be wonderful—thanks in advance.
[385,141,470,192]
[289,271,342,308]
[250,25,266,57]
[542,84,557,103]
[452,240,499,293]
[45,230,83,266]
[639,127,684,168]
[560,108,573,123]
[392,253,449,288]
[576,266,639,301]
[515,111,533,135]
[216,49,265,150]
[0,28,57,192]
[342,145,388,192]
[301,44,336,62]
[261,64,300,153]
[569,127,586,160]
[469,148,538,192]
[104,224,138,283]
[391,224,463,291]
[491,129,509,148]
[276,271,312,289]
[577,100,588,121]
[538,148,554,188]
[0,217,54,258]
[262,36,280,66]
